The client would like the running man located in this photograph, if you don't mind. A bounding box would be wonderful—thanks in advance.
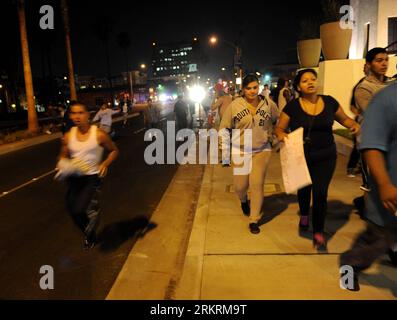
[56,102,119,249]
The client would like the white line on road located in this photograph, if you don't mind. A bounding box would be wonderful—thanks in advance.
[134,128,146,134]
[0,169,56,199]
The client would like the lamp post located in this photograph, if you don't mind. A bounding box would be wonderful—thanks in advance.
[210,36,242,90]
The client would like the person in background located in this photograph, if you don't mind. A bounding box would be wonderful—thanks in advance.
[352,48,390,218]
[261,84,271,100]
[278,79,292,112]
[346,64,369,179]
[211,87,234,129]
[174,94,188,130]
[270,78,284,104]
[92,103,121,134]
[147,98,161,129]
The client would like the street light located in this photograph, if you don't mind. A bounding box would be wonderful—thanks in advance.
[210,36,217,45]
[209,35,243,90]
[221,67,226,71]
[140,64,146,69]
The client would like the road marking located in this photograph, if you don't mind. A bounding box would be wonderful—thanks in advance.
[133,128,146,134]
[0,169,56,199]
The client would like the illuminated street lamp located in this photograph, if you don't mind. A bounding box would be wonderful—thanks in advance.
[209,35,243,90]
[140,64,146,69]
[221,67,226,71]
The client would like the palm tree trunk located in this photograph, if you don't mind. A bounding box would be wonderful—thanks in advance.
[17,0,39,133]
[61,0,77,101]
[105,41,114,106]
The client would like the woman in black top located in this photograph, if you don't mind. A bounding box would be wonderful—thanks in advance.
[275,69,360,252]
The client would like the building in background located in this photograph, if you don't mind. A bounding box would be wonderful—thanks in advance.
[151,40,200,83]
[76,71,149,109]
[349,0,397,59]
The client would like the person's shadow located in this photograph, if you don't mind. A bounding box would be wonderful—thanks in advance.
[258,193,298,226]
[359,259,397,297]
[97,216,157,253]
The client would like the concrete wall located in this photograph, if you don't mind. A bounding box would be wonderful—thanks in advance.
[350,0,397,58]
[378,0,397,48]
[350,0,379,59]
[318,55,397,129]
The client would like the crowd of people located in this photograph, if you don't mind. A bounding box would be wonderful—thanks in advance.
[52,47,396,292]
[210,48,397,291]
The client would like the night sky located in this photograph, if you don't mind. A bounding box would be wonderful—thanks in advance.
[1,0,329,81]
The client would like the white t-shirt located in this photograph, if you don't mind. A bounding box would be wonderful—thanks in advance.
[93,108,119,127]
[278,88,290,111]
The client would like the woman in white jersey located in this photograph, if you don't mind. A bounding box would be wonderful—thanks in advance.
[57,102,119,249]
[219,74,279,234]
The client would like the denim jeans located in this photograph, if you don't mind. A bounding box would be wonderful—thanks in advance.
[66,175,101,239]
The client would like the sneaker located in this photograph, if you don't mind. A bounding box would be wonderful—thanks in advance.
[83,233,96,250]
[313,232,328,253]
[360,185,371,192]
[347,168,356,178]
[241,201,250,216]
[84,239,95,250]
[249,223,260,234]
[299,216,309,231]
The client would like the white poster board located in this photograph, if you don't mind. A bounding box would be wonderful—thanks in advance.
[280,127,312,194]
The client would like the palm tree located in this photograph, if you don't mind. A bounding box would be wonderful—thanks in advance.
[17,0,39,133]
[93,16,114,105]
[61,0,77,101]
[117,31,132,85]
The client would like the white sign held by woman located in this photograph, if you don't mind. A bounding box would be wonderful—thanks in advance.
[280,127,312,194]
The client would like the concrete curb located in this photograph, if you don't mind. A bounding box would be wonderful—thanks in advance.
[173,165,214,300]
[106,164,205,300]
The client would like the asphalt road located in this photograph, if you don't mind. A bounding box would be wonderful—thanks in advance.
[0,110,179,299]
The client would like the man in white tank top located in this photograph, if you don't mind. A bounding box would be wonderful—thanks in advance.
[57,102,119,249]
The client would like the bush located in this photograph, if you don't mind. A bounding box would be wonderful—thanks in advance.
[321,0,343,24]
[298,18,320,40]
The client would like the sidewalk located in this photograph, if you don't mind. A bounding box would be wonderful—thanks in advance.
[174,151,397,300]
